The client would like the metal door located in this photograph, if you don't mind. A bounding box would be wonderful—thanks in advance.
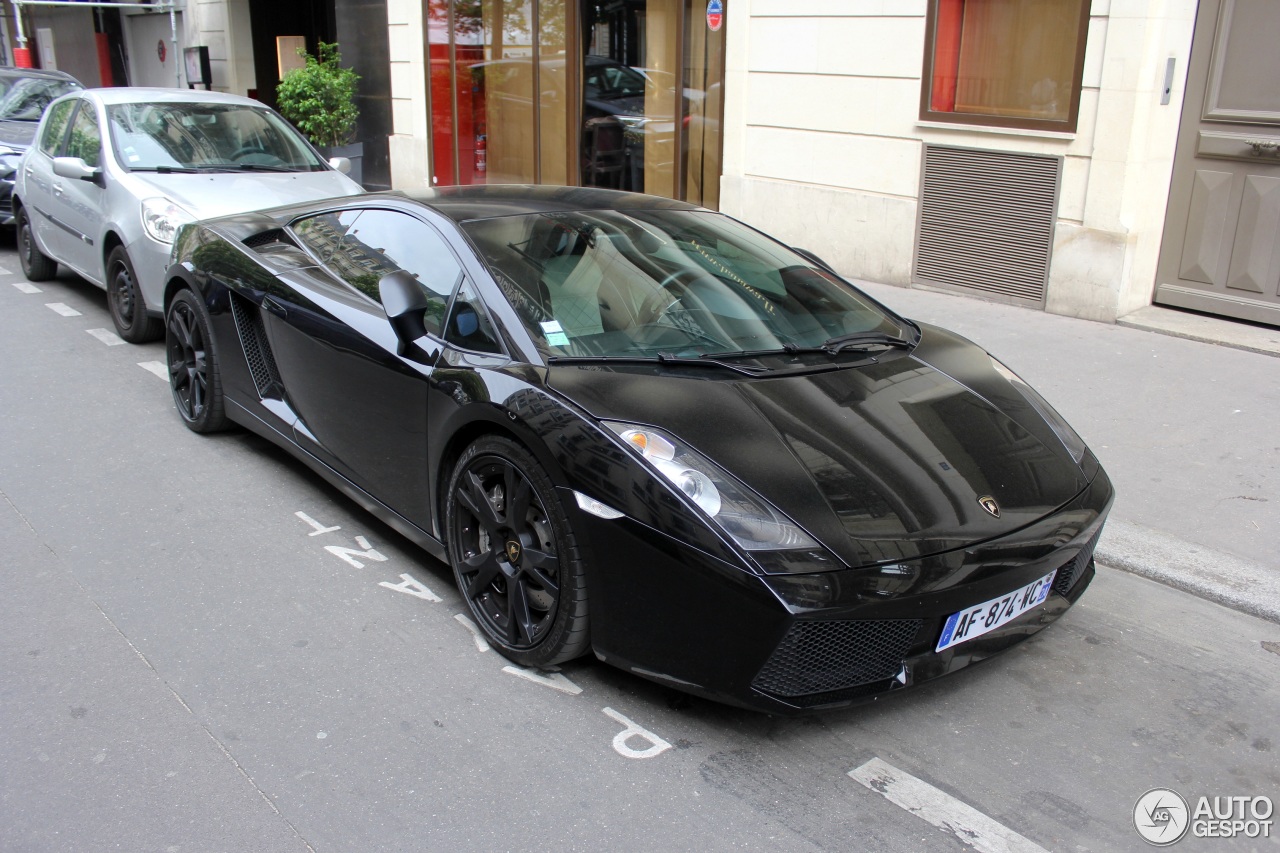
[1155,0,1280,326]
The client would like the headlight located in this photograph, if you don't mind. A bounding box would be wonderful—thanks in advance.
[140,197,195,244]
[604,422,819,551]
[990,356,1088,463]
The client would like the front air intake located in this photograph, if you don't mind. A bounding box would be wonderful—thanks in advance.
[752,618,921,699]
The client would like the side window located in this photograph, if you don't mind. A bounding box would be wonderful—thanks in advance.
[444,278,502,354]
[329,208,462,336]
[64,104,102,167]
[39,99,76,156]
[291,209,362,265]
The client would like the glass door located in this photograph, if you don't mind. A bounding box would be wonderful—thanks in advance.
[426,0,724,207]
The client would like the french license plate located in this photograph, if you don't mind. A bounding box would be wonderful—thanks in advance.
[935,570,1057,653]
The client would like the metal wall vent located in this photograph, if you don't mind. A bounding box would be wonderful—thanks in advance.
[913,145,1062,306]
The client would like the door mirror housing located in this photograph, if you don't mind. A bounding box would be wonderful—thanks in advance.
[328,156,352,174]
[791,247,835,272]
[53,156,103,186]
[379,269,436,363]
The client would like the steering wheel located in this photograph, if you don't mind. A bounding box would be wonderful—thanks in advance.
[640,267,714,326]
[230,146,272,162]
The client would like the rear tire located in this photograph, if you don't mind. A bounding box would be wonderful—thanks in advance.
[165,288,229,433]
[16,206,56,282]
[107,246,162,343]
[446,436,590,667]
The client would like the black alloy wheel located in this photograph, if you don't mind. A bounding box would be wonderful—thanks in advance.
[16,206,56,281]
[446,436,589,667]
[165,289,228,433]
[106,246,163,343]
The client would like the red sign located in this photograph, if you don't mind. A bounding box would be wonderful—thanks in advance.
[707,0,723,32]
[157,39,167,63]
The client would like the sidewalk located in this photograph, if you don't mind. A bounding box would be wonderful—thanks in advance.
[853,280,1280,624]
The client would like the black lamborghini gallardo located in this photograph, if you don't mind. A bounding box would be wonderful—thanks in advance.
[163,185,1112,713]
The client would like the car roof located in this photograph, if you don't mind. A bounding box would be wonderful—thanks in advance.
[0,65,82,84]
[402,184,701,222]
[75,87,270,107]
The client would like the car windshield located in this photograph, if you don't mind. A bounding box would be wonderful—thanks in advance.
[106,102,325,171]
[584,60,647,100]
[0,74,81,121]
[463,209,910,360]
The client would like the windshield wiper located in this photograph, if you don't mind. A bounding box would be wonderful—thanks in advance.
[548,352,769,377]
[818,331,915,354]
[128,165,202,174]
[225,163,299,172]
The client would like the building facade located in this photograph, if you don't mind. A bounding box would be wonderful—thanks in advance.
[384,0,1280,327]
[8,0,1275,325]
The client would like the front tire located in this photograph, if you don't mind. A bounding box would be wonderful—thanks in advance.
[16,206,56,281]
[446,436,590,667]
[107,246,162,343]
[165,288,229,433]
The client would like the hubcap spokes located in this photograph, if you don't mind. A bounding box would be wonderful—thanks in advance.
[167,303,207,419]
[454,459,560,648]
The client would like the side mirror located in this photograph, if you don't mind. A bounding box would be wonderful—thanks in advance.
[53,156,103,186]
[792,247,834,272]
[378,270,433,362]
[328,156,352,175]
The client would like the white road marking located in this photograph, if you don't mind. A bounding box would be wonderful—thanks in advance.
[324,535,387,569]
[379,573,442,602]
[502,665,582,695]
[602,707,672,759]
[10,281,40,293]
[86,328,126,346]
[0,265,13,275]
[848,758,1048,853]
[294,511,340,536]
[453,613,490,652]
[46,302,81,317]
[138,361,169,380]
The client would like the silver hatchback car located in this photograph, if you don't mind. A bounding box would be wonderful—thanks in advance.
[14,88,363,341]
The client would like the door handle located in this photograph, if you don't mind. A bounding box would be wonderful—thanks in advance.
[52,182,64,197]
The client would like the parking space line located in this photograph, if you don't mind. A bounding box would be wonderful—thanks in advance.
[46,302,81,317]
[137,361,168,380]
[453,613,491,652]
[848,758,1048,853]
[87,328,126,346]
[502,665,582,695]
[10,281,40,294]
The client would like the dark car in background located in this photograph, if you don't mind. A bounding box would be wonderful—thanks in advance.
[0,66,82,224]
[162,185,1112,714]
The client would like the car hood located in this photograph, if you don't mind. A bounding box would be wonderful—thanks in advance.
[546,324,1090,568]
[127,170,362,217]
[0,120,37,149]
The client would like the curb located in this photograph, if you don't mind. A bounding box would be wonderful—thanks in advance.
[1096,519,1280,625]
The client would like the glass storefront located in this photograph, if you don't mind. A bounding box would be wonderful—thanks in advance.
[425,0,724,207]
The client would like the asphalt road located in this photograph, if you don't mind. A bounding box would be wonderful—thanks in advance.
[2,240,1278,853]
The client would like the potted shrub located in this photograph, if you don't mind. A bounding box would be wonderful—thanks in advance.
[275,41,363,184]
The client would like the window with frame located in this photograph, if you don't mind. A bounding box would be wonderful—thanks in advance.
[39,99,76,155]
[921,0,1091,131]
[65,104,102,167]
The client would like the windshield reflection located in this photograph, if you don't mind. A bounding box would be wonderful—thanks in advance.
[463,209,908,360]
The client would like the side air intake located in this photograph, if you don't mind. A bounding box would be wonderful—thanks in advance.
[229,292,283,398]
